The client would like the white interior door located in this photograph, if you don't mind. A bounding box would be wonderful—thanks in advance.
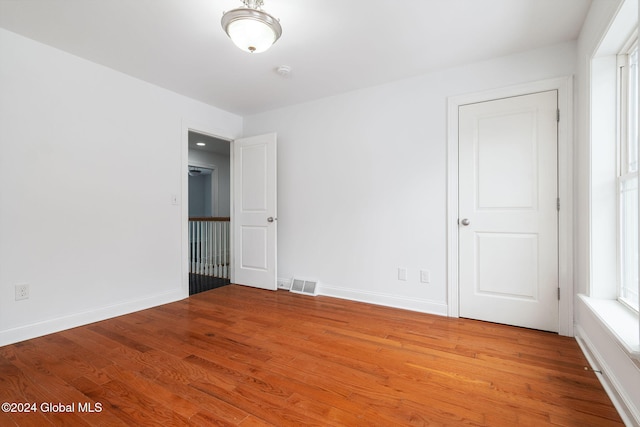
[233,133,277,290]
[458,91,559,332]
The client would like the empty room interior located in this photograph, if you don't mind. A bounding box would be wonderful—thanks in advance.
[1,0,639,425]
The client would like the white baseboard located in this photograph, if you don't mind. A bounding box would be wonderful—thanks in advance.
[0,289,187,347]
[575,323,640,426]
[318,284,448,316]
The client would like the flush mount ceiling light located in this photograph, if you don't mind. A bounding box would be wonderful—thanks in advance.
[221,0,282,53]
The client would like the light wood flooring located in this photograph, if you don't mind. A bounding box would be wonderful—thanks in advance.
[0,285,623,426]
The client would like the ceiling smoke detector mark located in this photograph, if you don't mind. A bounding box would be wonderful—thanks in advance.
[289,278,318,296]
[276,65,292,78]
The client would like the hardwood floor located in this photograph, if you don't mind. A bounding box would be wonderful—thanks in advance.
[0,285,623,426]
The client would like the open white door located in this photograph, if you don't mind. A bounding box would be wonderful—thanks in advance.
[233,133,277,290]
[458,91,559,332]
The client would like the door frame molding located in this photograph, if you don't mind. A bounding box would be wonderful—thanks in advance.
[446,76,574,336]
[181,120,235,296]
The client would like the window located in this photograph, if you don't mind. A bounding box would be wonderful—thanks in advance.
[619,39,639,312]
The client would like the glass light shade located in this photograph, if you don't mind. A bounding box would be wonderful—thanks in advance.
[222,8,282,53]
[228,18,275,53]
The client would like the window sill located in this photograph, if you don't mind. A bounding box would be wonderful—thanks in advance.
[578,294,640,360]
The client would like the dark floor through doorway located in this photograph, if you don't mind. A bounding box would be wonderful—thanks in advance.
[189,274,231,295]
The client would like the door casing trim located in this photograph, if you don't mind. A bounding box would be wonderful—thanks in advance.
[446,76,574,336]
[181,120,236,296]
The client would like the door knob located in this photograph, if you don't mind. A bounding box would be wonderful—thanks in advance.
[460,218,470,226]
[267,217,276,223]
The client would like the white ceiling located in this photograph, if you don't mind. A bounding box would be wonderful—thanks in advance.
[0,0,592,116]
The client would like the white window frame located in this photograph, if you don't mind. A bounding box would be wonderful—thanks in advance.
[617,35,639,313]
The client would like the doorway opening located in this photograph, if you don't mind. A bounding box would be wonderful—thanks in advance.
[188,131,232,295]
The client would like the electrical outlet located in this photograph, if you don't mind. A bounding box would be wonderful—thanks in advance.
[398,267,407,281]
[15,284,29,301]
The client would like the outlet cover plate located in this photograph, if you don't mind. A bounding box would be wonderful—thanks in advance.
[15,284,29,301]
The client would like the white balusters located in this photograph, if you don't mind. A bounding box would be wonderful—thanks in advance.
[189,218,230,279]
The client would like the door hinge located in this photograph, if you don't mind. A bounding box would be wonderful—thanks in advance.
[556,109,560,122]
[558,287,560,300]
[556,197,560,211]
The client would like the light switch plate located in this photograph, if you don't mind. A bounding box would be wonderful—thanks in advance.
[420,270,431,283]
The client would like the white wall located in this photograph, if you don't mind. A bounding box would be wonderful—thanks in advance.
[0,28,242,345]
[188,149,231,217]
[244,41,577,314]
[189,173,212,217]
